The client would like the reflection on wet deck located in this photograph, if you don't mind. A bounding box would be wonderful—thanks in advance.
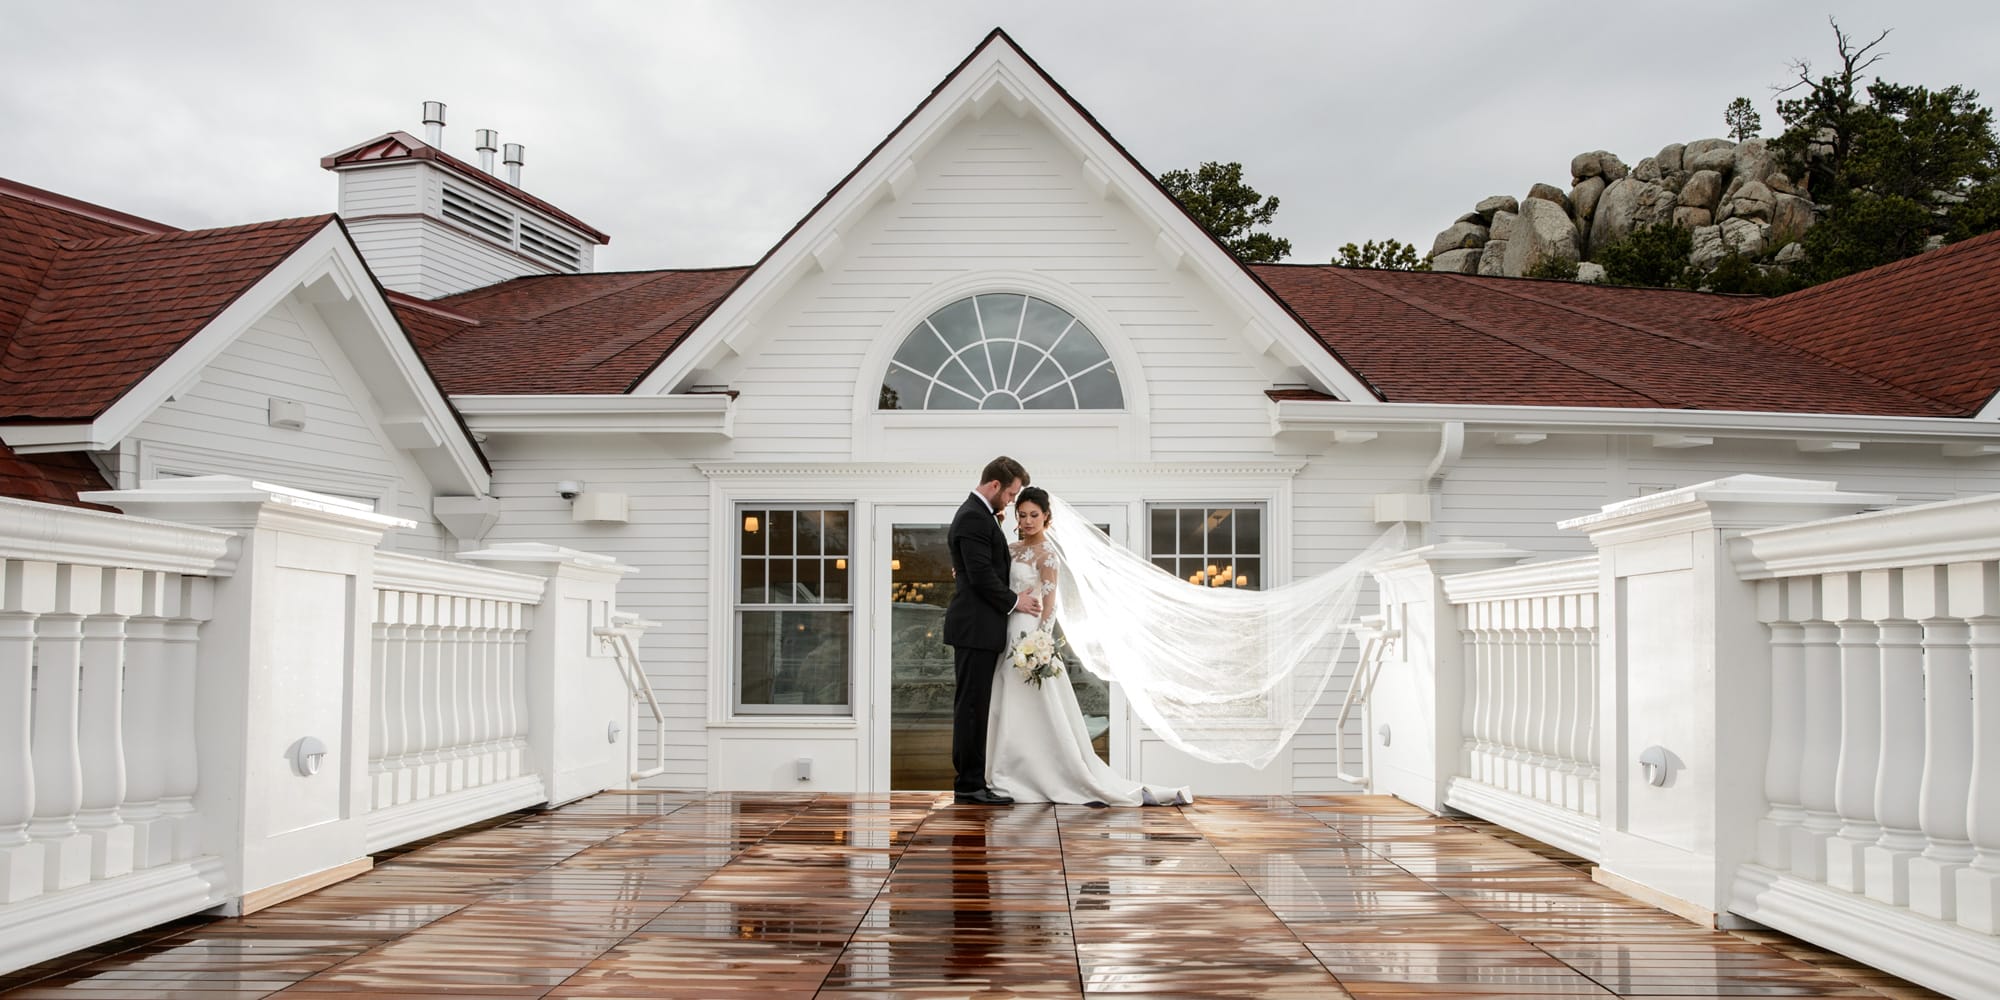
[0,793,1945,998]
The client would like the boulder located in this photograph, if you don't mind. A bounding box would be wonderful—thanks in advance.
[1693,218,1770,267]
[1576,261,1607,284]
[1526,182,1571,211]
[1429,220,1490,258]
[1732,139,1775,186]
[1633,156,1661,183]
[1633,182,1679,228]
[1672,205,1714,229]
[1502,197,1581,277]
[1766,171,1798,195]
[1679,169,1724,210]
[1589,178,1641,248]
[1772,241,1806,266]
[1430,248,1483,274]
[1725,217,1769,258]
[1488,210,1519,242]
[1599,154,1629,182]
[1683,138,1737,173]
[1571,175,1607,220]
[1477,241,1509,276]
[1655,143,1686,175]
[1456,210,1485,225]
[1769,192,1815,246]
[1722,179,1775,223]
[1571,150,1605,180]
[1475,194,1519,220]
[1690,225,1727,269]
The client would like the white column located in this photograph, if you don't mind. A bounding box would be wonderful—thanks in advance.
[1824,572,1881,893]
[121,575,172,870]
[28,570,91,892]
[158,587,204,863]
[0,591,41,903]
[74,568,140,880]
[1957,572,2000,932]
[1909,586,1975,921]
[1757,578,1807,870]
[1791,616,1843,880]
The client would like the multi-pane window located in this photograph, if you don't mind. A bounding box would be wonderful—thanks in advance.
[879,293,1124,411]
[1148,506,1263,590]
[736,506,852,714]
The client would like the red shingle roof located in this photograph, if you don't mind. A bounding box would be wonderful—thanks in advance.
[1714,230,2000,416]
[0,440,111,510]
[0,196,333,421]
[395,267,751,394]
[1253,265,1964,416]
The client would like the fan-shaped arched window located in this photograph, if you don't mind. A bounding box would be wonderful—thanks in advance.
[879,294,1123,411]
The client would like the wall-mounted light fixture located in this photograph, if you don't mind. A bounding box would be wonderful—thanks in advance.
[556,480,583,500]
[288,736,328,777]
[744,514,760,533]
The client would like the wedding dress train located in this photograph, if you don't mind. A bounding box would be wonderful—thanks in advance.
[985,539,1191,807]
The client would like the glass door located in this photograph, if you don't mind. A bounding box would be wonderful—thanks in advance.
[877,511,958,790]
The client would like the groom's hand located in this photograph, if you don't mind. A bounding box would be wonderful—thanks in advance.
[1015,593,1042,615]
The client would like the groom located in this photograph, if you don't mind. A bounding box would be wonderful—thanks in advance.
[943,456,1040,805]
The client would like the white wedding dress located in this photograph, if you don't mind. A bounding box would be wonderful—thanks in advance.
[986,539,1191,807]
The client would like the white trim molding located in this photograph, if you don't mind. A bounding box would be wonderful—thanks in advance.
[451,394,733,438]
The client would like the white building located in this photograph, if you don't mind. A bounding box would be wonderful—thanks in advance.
[4,28,1998,804]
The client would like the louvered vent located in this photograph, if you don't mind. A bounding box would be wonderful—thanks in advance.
[519,221,583,272]
[441,184,511,242]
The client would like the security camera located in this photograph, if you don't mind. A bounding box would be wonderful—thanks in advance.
[556,480,583,500]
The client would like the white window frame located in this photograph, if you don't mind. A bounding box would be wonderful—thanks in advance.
[732,502,856,717]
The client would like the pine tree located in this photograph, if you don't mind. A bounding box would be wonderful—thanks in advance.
[1724,97,1763,142]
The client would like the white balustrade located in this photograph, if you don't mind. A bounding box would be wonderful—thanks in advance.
[1438,556,1600,855]
[368,552,542,816]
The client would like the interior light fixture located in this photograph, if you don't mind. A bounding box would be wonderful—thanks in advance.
[744,514,760,533]
[890,559,902,571]
[835,558,847,570]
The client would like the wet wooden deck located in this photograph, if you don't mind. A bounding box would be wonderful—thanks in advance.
[0,792,1945,998]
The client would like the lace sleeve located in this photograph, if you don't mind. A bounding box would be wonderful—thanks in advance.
[1035,543,1057,624]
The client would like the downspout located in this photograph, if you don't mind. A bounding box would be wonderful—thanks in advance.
[1418,421,1465,546]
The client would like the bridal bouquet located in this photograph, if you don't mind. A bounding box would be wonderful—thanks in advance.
[1009,626,1066,688]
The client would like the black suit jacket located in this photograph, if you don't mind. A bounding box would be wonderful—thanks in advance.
[943,492,1016,651]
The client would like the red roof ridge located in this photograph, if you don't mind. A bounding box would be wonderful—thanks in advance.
[0,176,177,235]
[1716,228,2000,323]
[1326,267,1690,408]
[1446,273,1731,352]
[383,288,482,325]
[57,213,335,253]
[321,131,610,244]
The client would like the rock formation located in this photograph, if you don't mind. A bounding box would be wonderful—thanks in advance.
[1424,137,1817,282]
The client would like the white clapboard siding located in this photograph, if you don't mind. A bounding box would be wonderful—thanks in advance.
[126,295,450,555]
[711,114,1295,461]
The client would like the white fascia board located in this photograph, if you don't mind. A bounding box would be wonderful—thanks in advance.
[2,226,491,497]
[451,394,733,437]
[1272,399,2000,446]
[626,36,1376,404]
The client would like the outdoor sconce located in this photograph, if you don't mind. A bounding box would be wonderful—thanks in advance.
[607,721,622,744]
[556,480,583,500]
[288,736,328,777]
[1638,745,1675,787]
[1378,724,1392,747]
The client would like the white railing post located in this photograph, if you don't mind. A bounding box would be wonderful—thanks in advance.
[27,572,90,893]
[0,567,41,903]
[1757,581,1808,870]
[1794,612,1843,881]
[1960,559,2000,933]
[74,568,141,881]
[87,478,409,915]
[1824,573,1883,893]
[1909,566,1976,921]
[1561,475,1888,923]
[1365,542,1530,814]
[1866,595,1927,907]
[459,544,637,806]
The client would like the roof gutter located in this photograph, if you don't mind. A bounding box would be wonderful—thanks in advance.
[1274,400,2000,452]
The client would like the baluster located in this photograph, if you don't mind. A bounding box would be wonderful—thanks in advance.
[1825,570,1881,893]
[1577,593,1599,816]
[1501,600,1526,792]
[158,579,203,861]
[29,566,93,890]
[0,560,42,902]
[1758,577,1809,870]
[1792,614,1843,880]
[1474,605,1498,785]
[1528,598,1553,804]
[509,606,531,775]
[392,592,421,803]
[369,590,391,811]
[1550,595,1577,809]
[1910,563,1975,920]
[1864,612,1927,906]
[75,569,139,880]
[435,596,459,792]
[452,596,476,788]
[1459,605,1483,782]
[1956,560,2000,932]
[121,573,171,869]
[466,599,492,787]
[481,602,504,783]
[414,596,441,800]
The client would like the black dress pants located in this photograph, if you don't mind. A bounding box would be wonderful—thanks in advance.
[951,643,999,794]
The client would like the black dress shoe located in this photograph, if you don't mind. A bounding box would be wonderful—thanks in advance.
[953,788,1015,805]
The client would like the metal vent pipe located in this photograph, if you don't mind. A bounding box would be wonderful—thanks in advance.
[421,101,446,146]
[475,129,499,173]
[503,143,525,186]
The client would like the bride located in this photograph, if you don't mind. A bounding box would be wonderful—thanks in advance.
[983,487,1401,806]
[986,487,1191,806]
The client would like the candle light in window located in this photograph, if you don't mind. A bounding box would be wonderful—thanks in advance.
[743,514,760,533]
[1207,564,1219,575]
[835,558,847,570]
[890,559,902,571]
[1235,577,1248,587]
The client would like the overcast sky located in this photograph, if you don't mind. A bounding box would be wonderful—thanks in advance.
[4,1,1996,271]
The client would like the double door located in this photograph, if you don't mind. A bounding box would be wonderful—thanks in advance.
[870,504,1122,790]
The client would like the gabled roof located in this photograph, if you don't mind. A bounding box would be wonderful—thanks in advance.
[1713,229,2000,417]
[322,131,609,243]
[624,28,1378,402]
[1255,265,1963,416]
[0,203,335,421]
[390,267,750,394]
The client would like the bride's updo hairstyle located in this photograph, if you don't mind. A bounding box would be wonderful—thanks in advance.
[1015,486,1052,521]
